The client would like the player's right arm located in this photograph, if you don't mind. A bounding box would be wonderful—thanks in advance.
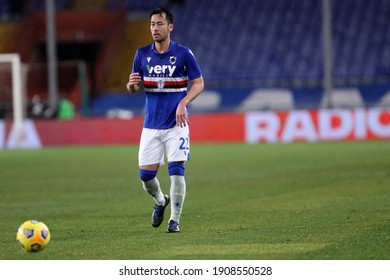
[127,49,143,94]
[126,72,142,93]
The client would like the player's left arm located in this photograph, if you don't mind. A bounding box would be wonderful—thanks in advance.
[176,76,204,127]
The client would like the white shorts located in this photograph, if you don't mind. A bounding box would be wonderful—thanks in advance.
[138,125,190,166]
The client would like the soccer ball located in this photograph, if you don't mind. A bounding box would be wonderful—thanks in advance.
[16,220,51,253]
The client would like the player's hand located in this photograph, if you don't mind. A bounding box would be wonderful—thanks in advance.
[127,72,141,93]
[176,102,189,128]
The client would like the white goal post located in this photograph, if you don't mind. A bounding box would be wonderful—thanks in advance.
[0,53,25,149]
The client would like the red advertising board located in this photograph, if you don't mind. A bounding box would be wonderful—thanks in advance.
[1,108,389,149]
[245,108,390,143]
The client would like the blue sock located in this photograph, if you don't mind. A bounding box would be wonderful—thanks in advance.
[139,169,157,181]
[139,169,165,205]
[168,162,185,176]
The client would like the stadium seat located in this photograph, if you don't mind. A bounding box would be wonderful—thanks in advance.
[377,90,390,107]
[320,89,364,108]
[167,0,390,88]
[236,89,294,111]
[188,90,222,112]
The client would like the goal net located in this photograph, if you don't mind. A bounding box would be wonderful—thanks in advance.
[0,53,40,149]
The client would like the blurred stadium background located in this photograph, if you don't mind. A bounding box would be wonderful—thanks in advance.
[1,1,389,264]
[1,0,390,148]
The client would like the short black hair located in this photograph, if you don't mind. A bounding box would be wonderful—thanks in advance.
[150,7,173,25]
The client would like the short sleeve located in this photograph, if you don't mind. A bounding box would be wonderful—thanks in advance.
[131,49,143,77]
[185,48,202,81]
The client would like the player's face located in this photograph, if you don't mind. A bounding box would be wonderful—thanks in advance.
[150,13,173,43]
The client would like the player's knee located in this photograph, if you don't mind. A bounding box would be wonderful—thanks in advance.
[168,162,185,176]
[139,169,158,181]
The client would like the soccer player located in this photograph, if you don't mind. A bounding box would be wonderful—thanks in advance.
[126,7,204,233]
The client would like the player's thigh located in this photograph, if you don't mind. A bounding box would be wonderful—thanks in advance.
[138,128,165,166]
[164,125,190,162]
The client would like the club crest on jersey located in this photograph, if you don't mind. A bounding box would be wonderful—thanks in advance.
[169,56,177,64]
[157,79,165,89]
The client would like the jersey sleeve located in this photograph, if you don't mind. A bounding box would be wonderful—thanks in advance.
[131,49,143,76]
[185,49,202,81]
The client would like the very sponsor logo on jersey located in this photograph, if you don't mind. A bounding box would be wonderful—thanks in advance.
[146,64,176,76]
[146,56,177,77]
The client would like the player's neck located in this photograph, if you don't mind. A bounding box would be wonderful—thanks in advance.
[154,39,171,54]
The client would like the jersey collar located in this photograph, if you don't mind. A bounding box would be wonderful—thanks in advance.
[151,40,175,54]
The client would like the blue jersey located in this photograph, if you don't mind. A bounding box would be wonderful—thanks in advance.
[132,40,202,129]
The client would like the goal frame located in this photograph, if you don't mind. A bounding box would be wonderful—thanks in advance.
[0,53,24,148]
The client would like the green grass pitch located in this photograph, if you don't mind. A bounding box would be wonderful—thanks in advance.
[0,141,389,260]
